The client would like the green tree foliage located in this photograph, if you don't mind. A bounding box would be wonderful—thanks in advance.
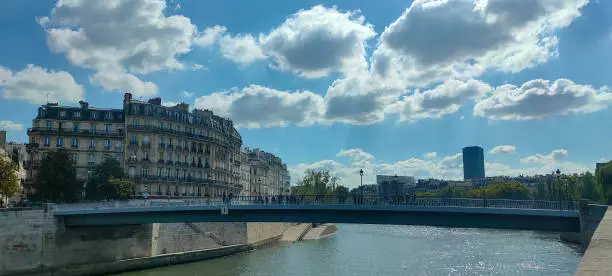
[86,158,127,200]
[579,171,599,201]
[32,148,80,203]
[291,169,340,196]
[596,163,612,204]
[419,181,530,199]
[0,156,20,202]
[108,178,135,199]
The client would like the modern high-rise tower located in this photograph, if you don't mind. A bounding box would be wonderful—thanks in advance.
[462,146,485,181]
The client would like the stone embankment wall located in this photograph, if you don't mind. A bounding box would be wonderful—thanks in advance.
[0,207,293,276]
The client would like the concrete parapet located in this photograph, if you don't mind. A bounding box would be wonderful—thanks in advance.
[576,206,612,275]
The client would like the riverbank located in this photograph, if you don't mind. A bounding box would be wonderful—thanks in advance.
[302,224,338,241]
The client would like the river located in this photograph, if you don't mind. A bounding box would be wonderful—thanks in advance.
[119,224,583,276]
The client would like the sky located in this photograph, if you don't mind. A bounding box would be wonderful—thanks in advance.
[1,0,612,188]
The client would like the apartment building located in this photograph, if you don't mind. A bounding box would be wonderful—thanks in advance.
[25,93,244,198]
[25,101,125,193]
[244,148,290,196]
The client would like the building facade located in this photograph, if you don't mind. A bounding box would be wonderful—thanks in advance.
[25,101,125,193]
[376,175,416,198]
[25,93,245,198]
[462,146,485,181]
[244,148,290,196]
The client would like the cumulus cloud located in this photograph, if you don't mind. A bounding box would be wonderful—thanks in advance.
[489,145,516,155]
[195,25,227,47]
[219,33,267,65]
[520,149,569,165]
[0,120,24,131]
[194,85,325,128]
[89,71,158,97]
[371,0,588,87]
[423,152,437,159]
[0,64,84,104]
[386,79,491,121]
[39,0,200,95]
[474,79,612,120]
[260,5,376,78]
[182,91,195,98]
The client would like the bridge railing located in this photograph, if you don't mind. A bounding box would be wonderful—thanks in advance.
[55,195,579,212]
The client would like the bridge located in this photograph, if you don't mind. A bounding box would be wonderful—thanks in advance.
[54,196,583,232]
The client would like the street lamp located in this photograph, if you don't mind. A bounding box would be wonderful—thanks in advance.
[359,169,364,204]
[556,169,561,209]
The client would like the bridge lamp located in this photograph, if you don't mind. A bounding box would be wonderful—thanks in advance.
[359,169,364,201]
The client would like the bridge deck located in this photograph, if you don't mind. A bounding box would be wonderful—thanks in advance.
[54,200,580,232]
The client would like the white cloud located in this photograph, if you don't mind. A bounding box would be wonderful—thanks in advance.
[489,145,516,155]
[386,79,492,121]
[520,149,569,165]
[474,78,612,120]
[0,64,84,104]
[182,91,195,98]
[423,152,437,159]
[0,120,24,131]
[194,85,325,128]
[219,33,267,65]
[162,101,180,107]
[371,0,588,87]
[40,0,198,74]
[195,25,227,47]
[260,5,376,78]
[89,71,158,97]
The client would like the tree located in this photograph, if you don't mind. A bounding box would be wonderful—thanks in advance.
[533,179,548,200]
[0,156,19,205]
[86,158,126,200]
[596,163,612,204]
[580,172,599,201]
[32,148,80,203]
[291,169,340,196]
[108,178,135,199]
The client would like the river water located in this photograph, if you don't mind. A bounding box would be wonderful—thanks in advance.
[119,224,583,276]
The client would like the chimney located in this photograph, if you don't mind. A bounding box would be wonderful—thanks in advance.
[148,97,162,105]
[78,101,89,109]
[123,93,132,104]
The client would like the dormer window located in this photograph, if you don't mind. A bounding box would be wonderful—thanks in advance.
[73,111,81,119]
[91,111,98,119]
[105,112,113,120]
[59,111,66,118]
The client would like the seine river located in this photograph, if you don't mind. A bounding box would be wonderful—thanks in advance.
[119,224,583,276]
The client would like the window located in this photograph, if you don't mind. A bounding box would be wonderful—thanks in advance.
[143,136,150,144]
[131,135,137,144]
[71,137,78,148]
[168,137,173,146]
[73,111,81,119]
[145,106,152,116]
[129,167,136,178]
[159,136,165,143]
[143,151,150,160]
[90,123,96,133]
[132,105,139,115]
[132,119,138,127]
[105,112,113,120]
[157,167,163,177]
[73,123,79,132]
[44,136,50,147]
[166,168,171,178]
[89,139,95,148]
[142,167,150,178]
[71,153,78,165]
[46,120,52,130]
[59,110,66,118]
[104,139,111,148]
[105,124,111,134]
[160,121,164,129]
[91,111,98,119]
[88,153,96,164]
[116,140,123,148]
[167,152,172,160]
[57,137,63,147]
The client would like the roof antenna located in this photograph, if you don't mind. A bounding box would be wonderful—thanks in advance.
[45,93,50,103]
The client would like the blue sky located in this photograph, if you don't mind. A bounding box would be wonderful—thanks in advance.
[1,0,611,187]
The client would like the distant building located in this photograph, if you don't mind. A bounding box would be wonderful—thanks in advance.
[0,130,6,149]
[376,175,415,197]
[462,146,485,181]
[596,162,611,171]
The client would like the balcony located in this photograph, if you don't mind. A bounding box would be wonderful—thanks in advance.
[27,127,123,138]
[141,143,151,150]
[141,158,152,163]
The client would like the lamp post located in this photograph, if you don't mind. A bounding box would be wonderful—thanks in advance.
[556,169,561,209]
[359,169,364,204]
